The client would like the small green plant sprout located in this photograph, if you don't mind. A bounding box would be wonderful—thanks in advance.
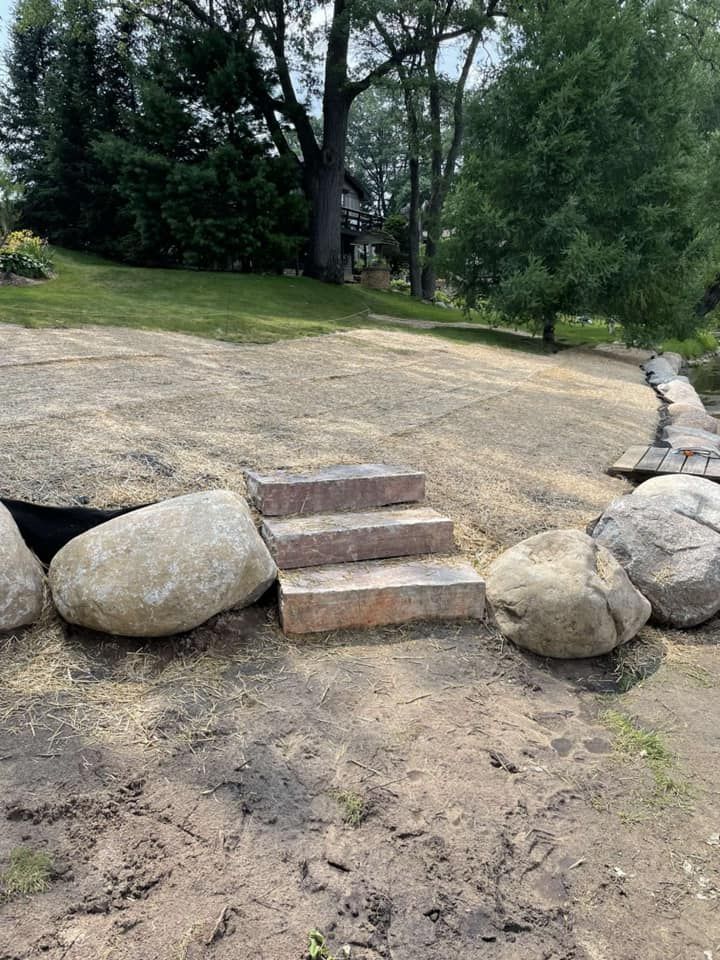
[2,847,53,897]
[333,789,367,826]
[602,710,691,809]
[308,929,336,960]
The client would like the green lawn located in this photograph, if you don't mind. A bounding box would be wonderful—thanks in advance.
[0,248,479,343]
[2,247,701,355]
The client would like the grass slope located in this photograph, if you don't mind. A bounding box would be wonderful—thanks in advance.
[0,249,475,343]
[3,247,700,355]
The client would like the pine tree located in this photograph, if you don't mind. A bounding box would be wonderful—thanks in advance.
[26,0,113,246]
[94,26,307,270]
[445,0,709,345]
[0,0,57,181]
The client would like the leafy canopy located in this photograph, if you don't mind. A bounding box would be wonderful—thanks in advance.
[444,0,711,343]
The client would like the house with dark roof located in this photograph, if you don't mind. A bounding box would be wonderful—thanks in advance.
[341,172,398,281]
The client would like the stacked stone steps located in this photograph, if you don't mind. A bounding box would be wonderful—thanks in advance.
[279,559,485,634]
[245,463,485,635]
[261,506,454,569]
[245,463,425,516]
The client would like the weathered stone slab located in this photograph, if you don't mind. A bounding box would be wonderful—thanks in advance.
[245,464,425,516]
[279,559,485,634]
[262,507,454,568]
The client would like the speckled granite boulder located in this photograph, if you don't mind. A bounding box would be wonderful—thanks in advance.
[643,357,676,385]
[657,380,704,407]
[49,490,277,636]
[0,503,45,632]
[592,496,720,628]
[661,352,683,374]
[662,426,720,454]
[632,474,720,535]
[665,403,718,433]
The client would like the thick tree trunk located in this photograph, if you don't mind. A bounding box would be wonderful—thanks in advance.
[408,154,422,297]
[421,34,480,301]
[304,148,346,284]
[543,314,556,345]
[421,216,439,300]
[401,67,423,298]
[302,2,351,284]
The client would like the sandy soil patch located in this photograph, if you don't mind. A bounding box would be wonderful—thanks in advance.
[0,323,717,960]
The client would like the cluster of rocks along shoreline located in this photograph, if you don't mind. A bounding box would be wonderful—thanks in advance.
[487,349,720,657]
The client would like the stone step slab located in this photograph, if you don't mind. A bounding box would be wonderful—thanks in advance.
[245,463,425,517]
[279,559,485,634]
[262,507,454,569]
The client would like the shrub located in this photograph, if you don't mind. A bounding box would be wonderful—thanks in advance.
[0,251,52,279]
[390,278,411,294]
[662,331,718,359]
[0,230,53,277]
[0,231,53,278]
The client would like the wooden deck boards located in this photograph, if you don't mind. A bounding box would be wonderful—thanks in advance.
[609,444,720,480]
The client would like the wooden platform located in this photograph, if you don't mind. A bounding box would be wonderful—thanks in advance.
[609,444,720,480]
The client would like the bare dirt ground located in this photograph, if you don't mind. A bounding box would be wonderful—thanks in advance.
[0,322,718,960]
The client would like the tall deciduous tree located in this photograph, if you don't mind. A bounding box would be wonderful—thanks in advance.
[372,2,497,298]
[152,0,473,283]
[445,0,710,344]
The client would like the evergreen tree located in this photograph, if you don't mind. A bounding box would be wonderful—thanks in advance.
[95,27,307,270]
[0,0,57,181]
[445,0,710,344]
[26,0,114,246]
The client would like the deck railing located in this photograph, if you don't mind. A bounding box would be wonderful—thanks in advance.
[341,207,384,234]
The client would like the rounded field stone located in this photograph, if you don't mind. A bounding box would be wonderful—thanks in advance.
[486,529,650,659]
[0,502,45,632]
[592,495,720,628]
[49,490,277,636]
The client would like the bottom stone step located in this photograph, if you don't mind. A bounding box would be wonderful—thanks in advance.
[279,559,485,635]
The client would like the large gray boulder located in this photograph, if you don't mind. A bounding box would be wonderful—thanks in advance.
[657,380,704,407]
[632,474,720,535]
[49,490,277,636]
[662,352,684,375]
[643,357,676,385]
[662,425,720,454]
[591,496,720,628]
[486,529,651,659]
[665,403,718,434]
[0,503,45,632]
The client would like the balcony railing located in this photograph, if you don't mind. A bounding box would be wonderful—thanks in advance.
[341,207,384,234]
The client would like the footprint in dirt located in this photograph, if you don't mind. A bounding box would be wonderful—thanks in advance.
[330,888,392,957]
[550,735,612,758]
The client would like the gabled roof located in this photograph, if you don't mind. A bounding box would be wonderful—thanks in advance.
[343,170,367,201]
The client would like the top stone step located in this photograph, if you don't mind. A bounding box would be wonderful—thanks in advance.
[245,463,425,517]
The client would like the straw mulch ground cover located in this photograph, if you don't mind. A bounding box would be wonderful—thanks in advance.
[0,323,717,960]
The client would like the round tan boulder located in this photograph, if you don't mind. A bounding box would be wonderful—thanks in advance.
[0,503,45,632]
[657,380,704,407]
[665,403,718,434]
[486,529,651,659]
[49,490,277,636]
